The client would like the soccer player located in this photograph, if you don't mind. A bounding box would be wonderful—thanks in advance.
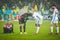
[18,13,28,34]
[32,11,43,34]
[50,4,59,34]
[18,6,30,34]
[3,21,13,33]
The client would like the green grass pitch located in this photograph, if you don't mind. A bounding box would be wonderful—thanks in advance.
[0,20,60,40]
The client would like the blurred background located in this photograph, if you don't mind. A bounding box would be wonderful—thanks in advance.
[0,0,60,21]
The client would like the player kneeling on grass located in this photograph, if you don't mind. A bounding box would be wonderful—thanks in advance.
[50,4,59,34]
[32,11,43,34]
[3,21,13,33]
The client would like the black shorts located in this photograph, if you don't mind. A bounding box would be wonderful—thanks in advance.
[19,19,27,24]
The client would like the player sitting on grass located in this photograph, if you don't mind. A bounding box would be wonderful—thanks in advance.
[50,4,59,34]
[3,21,13,33]
[32,10,43,34]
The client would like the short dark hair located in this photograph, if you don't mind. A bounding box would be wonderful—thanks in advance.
[52,4,57,7]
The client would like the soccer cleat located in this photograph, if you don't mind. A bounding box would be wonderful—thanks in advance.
[50,32,53,34]
[20,32,23,34]
[56,32,59,35]
[24,32,27,34]
[35,32,38,35]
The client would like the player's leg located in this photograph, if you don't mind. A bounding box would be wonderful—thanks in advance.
[55,21,59,34]
[23,19,27,34]
[23,23,26,32]
[55,23,59,34]
[19,20,22,33]
[50,21,53,34]
[35,20,40,34]
[23,23,27,34]
[54,18,59,34]
[19,20,24,34]
[20,24,22,33]
[35,24,40,34]
[20,24,24,34]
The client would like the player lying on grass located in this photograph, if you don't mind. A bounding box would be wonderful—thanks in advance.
[50,4,59,34]
[3,21,13,33]
[32,11,43,34]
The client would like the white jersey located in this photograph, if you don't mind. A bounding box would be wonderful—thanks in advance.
[51,8,59,23]
[33,11,43,24]
[33,11,42,20]
[52,9,58,19]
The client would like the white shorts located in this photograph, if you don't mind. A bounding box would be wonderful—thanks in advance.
[35,16,43,24]
[35,19,40,24]
[35,19,43,24]
[51,17,58,24]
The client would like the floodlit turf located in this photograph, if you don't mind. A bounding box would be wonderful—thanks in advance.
[0,20,60,40]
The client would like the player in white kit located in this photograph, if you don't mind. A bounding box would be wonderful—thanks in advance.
[50,4,59,34]
[32,11,43,34]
